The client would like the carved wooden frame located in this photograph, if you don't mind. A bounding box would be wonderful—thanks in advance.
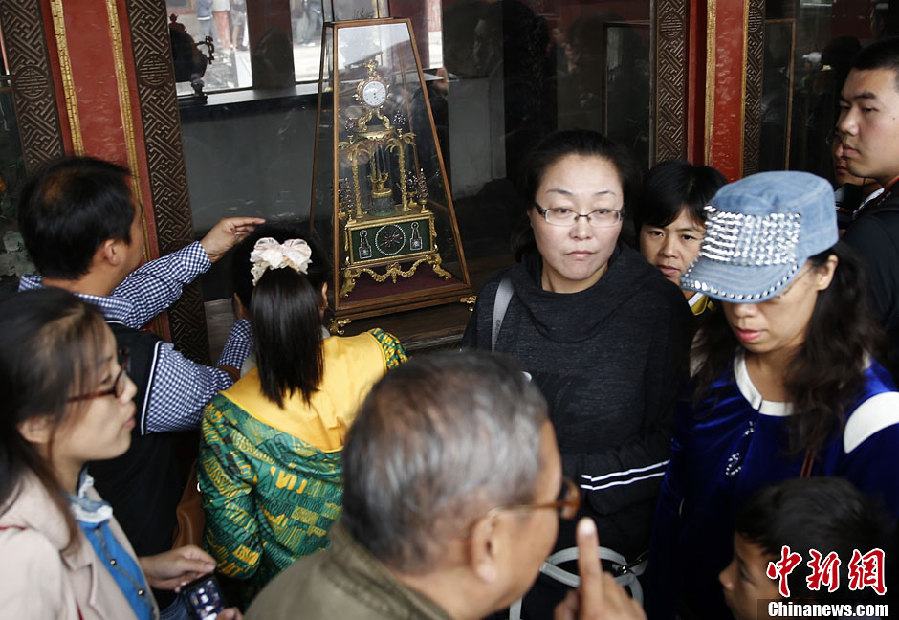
[0,0,66,170]
[0,0,209,363]
[742,0,764,176]
[124,0,209,364]
[653,0,690,162]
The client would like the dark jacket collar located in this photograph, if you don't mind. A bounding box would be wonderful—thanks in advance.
[509,243,665,342]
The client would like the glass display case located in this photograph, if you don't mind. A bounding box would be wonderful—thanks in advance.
[322,0,388,22]
[310,14,471,322]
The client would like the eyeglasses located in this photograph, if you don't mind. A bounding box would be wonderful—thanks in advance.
[68,349,130,402]
[485,476,581,521]
[534,203,624,228]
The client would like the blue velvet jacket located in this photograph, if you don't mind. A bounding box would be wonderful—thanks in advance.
[647,353,899,619]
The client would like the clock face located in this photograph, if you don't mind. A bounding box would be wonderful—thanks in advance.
[360,80,387,107]
[374,224,406,255]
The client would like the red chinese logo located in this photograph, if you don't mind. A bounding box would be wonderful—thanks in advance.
[767,546,803,597]
[765,546,888,597]
[847,548,887,596]
[806,549,841,592]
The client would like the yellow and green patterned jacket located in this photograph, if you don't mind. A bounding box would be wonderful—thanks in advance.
[198,328,406,604]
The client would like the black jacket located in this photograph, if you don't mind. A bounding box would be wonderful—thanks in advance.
[462,243,691,559]
[89,321,184,608]
[844,188,899,380]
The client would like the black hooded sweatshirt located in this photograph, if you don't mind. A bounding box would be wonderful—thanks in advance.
[463,243,691,559]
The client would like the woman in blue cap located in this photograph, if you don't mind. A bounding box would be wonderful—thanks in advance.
[647,170,899,619]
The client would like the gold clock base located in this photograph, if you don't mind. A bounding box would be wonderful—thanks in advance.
[340,252,452,298]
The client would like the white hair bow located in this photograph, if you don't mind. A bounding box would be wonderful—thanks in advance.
[250,237,313,285]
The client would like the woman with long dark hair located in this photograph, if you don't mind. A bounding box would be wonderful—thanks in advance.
[198,222,406,606]
[0,288,238,619]
[463,130,691,613]
[648,171,899,619]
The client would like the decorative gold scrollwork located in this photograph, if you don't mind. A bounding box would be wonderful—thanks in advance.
[340,253,453,298]
[328,317,352,335]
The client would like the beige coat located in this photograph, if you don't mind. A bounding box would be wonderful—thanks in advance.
[0,473,159,620]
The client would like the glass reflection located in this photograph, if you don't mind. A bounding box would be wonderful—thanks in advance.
[759,0,897,179]
[0,38,31,291]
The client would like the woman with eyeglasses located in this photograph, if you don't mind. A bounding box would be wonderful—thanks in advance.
[0,288,241,619]
[463,130,692,615]
[647,171,899,619]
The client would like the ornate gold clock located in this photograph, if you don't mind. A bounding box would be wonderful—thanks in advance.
[310,4,472,322]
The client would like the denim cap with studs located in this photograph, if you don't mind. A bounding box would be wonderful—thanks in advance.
[680,170,838,302]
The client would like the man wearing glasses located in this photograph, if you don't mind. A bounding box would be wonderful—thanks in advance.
[246,351,644,620]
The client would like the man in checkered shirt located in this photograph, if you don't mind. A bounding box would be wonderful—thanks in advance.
[16,156,263,616]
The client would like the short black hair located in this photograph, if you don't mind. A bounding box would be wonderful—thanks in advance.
[850,35,899,91]
[520,129,640,210]
[736,477,896,605]
[634,160,726,233]
[18,156,135,279]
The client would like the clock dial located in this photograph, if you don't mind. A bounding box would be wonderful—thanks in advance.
[361,80,387,107]
[374,224,406,255]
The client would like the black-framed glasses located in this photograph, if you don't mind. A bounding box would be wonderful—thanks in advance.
[67,349,130,402]
[534,203,624,228]
[485,476,582,521]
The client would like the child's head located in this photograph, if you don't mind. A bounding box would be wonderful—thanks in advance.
[719,477,895,620]
[229,220,330,407]
[230,220,327,314]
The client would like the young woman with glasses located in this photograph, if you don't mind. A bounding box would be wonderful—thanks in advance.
[647,171,899,619]
[0,288,241,619]
[463,129,692,615]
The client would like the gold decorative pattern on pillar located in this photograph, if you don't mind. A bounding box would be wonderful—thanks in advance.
[49,0,84,153]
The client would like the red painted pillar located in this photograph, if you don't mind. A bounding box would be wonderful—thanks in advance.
[702,0,749,181]
[686,0,709,166]
[42,0,165,334]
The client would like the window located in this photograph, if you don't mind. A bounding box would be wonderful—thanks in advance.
[175,1,654,301]
[758,0,885,180]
